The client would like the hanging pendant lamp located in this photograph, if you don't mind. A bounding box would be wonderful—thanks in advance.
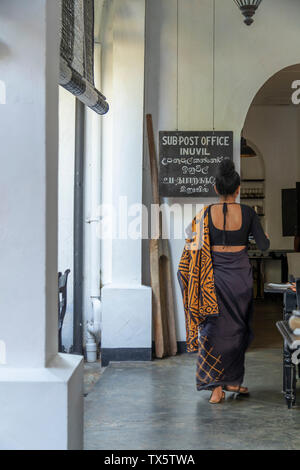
[233,0,262,26]
[241,137,256,158]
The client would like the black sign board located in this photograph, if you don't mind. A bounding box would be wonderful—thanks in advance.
[159,131,233,197]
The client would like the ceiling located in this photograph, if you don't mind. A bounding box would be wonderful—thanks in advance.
[252,64,300,106]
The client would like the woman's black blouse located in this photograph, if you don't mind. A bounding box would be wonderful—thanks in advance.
[208,203,270,252]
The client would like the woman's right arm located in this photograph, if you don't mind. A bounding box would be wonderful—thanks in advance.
[250,211,270,252]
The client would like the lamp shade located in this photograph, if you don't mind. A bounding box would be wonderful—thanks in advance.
[233,0,262,26]
[241,137,257,158]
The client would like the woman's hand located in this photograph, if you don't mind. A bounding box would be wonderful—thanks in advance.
[289,283,296,292]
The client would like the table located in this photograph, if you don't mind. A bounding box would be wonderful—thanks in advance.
[264,284,291,295]
[249,249,294,298]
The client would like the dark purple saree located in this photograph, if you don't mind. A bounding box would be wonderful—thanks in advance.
[196,248,254,391]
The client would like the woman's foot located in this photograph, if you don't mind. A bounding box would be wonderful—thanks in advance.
[209,386,225,404]
[224,385,249,395]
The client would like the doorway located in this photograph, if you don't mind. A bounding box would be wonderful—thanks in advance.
[242,64,300,349]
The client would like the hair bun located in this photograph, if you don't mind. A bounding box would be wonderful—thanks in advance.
[219,159,235,177]
[215,159,240,196]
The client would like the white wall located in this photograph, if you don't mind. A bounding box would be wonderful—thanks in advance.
[144,0,300,341]
[58,87,75,351]
[100,0,115,287]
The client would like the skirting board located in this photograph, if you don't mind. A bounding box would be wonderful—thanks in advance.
[101,348,152,367]
[101,342,188,366]
[176,341,188,354]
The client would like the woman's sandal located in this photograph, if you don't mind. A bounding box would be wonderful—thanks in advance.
[224,385,249,395]
[209,390,225,404]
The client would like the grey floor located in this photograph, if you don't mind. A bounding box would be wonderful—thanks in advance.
[84,298,300,450]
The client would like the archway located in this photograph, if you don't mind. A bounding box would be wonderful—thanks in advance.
[242,64,300,349]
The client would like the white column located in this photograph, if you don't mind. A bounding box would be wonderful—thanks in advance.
[101,0,152,365]
[0,0,83,449]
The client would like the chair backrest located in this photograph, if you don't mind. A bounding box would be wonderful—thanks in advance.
[287,253,300,280]
[58,269,71,353]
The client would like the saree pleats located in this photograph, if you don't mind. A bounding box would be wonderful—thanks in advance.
[196,248,254,391]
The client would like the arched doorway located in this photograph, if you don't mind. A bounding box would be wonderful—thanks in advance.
[242,64,300,349]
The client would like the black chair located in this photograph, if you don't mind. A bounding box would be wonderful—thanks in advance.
[276,279,300,408]
[58,269,71,353]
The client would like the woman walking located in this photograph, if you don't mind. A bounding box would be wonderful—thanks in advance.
[178,159,269,404]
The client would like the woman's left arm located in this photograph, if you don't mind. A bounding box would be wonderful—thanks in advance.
[250,211,270,252]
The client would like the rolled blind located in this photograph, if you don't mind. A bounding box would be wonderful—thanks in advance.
[59,0,109,115]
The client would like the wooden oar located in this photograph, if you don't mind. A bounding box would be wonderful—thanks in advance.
[146,114,177,358]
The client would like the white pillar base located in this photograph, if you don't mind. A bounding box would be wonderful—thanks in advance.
[0,353,83,450]
[101,285,152,366]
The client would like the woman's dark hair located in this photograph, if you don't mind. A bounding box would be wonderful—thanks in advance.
[215,159,240,196]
